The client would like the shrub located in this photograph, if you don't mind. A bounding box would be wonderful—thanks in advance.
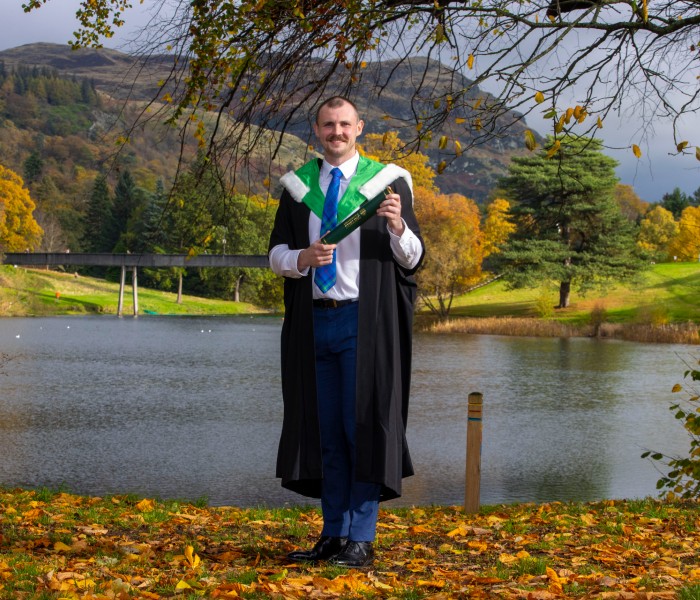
[641,359,700,499]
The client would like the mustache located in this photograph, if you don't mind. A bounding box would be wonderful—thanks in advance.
[326,134,348,142]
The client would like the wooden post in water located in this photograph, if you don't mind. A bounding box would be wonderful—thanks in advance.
[132,266,139,317]
[117,266,126,318]
[465,392,483,513]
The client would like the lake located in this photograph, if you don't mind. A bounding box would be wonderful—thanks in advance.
[0,315,694,507]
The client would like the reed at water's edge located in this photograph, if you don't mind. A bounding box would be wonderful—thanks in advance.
[425,316,700,345]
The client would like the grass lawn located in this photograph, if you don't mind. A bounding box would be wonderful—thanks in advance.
[0,266,264,317]
[446,262,700,326]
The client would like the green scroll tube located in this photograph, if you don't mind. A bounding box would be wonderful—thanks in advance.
[319,189,389,245]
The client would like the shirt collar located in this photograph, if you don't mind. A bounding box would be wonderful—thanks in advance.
[321,152,360,180]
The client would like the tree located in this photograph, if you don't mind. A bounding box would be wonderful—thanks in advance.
[636,205,679,262]
[414,188,484,319]
[0,163,43,252]
[83,175,117,253]
[614,184,648,223]
[112,169,148,252]
[24,0,700,183]
[667,206,700,262]
[660,187,692,219]
[359,132,437,192]
[481,197,516,258]
[497,136,645,308]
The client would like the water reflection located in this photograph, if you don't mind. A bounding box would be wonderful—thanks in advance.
[0,317,694,507]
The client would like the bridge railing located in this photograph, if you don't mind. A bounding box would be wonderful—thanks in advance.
[2,253,270,268]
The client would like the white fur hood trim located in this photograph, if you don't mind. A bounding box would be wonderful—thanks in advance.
[359,164,414,204]
[279,171,309,203]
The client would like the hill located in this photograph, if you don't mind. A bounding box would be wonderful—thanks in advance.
[0,43,538,202]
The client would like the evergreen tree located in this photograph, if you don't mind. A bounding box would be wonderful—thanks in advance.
[83,176,116,252]
[660,187,691,218]
[112,169,147,252]
[23,151,44,184]
[498,136,646,308]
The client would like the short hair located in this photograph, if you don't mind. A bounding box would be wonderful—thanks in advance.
[315,96,360,124]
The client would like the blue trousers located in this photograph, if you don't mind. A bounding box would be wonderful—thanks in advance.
[313,302,381,542]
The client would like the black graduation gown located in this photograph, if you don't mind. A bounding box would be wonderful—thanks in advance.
[268,174,425,501]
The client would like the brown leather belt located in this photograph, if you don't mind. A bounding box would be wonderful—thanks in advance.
[312,298,358,309]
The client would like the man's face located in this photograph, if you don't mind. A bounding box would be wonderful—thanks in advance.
[313,101,364,166]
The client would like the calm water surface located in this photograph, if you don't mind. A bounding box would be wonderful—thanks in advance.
[0,316,694,507]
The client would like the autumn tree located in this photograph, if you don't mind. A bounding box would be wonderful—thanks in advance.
[359,132,437,192]
[636,205,679,261]
[497,136,645,309]
[481,198,516,258]
[414,188,484,319]
[667,206,700,262]
[0,163,43,253]
[614,184,648,224]
[24,0,700,184]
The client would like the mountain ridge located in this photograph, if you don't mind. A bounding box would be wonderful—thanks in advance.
[0,42,539,202]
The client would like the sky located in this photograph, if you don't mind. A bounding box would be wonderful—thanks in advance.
[1,1,698,204]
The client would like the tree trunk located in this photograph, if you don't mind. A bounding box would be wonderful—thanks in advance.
[177,272,183,304]
[234,275,242,303]
[558,280,571,308]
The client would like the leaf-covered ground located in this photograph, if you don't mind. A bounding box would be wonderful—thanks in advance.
[1,488,699,599]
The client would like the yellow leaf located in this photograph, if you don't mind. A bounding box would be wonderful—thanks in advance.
[672,383,683,392]
[597,116,603,129]
[185,545,201,569]
[135,498,155,512]
[176,580,192,590]
[696,147,700,161]
[455,139,463,156]
[534,91,545,104]
[433,99,441,109]
[473,97,482,109]
[524,130,537,151]
[455,117,466,124]
[382,131,390,146]
[677,141,689,152]
[632,144,642,158]
[439,135,448,149]
[437,160,447,174]
[54,541,72,552]
[467,54,475,69]
[546,139,561,158]
[360,61,367,68]
[416,122,423,131]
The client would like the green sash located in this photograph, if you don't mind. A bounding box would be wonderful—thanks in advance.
[287,156,386,221]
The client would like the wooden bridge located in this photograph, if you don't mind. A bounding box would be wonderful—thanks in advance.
[2,252,270,317]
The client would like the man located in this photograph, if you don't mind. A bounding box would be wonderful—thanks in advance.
[268,96,424,568]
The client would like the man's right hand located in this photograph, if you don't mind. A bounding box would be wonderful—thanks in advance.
[298,239,337,271]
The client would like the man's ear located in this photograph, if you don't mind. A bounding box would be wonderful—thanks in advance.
[357,119,365,136]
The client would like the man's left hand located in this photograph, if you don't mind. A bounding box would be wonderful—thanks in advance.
[378,192,405,236]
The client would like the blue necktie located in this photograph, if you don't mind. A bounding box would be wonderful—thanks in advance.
[314,167,342,293]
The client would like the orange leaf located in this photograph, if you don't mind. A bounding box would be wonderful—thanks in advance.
[632,144,642,158]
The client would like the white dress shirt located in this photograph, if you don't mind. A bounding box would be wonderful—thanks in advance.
[269,152,422,300]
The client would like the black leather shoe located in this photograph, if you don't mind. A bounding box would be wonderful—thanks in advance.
[287,536,348,562]
[329,541,375,568]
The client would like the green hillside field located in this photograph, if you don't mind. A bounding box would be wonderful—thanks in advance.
[1,263,699,345]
